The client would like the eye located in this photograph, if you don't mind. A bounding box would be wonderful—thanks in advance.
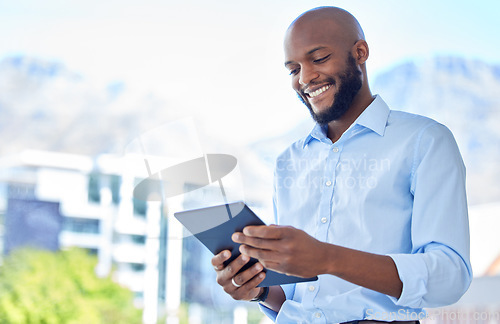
[313,54,331,64]
[288,66,300,76]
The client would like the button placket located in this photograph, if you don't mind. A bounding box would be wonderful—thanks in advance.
[317,143,340,242]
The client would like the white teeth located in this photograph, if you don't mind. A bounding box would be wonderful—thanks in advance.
[308,85,331,98]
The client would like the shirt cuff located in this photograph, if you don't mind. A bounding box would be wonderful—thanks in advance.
[387,253,428,308]
[258,303,278,321]
[258,283,295,321]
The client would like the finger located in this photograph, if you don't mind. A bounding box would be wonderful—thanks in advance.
[234,227,287,250]
[231,272,267,301]
[217,254,251,292]
[211,250,231,270]
[242,257,286,276]
[258,261,286,274]
[231,262,265,288]
[239,244,280,263]
[242,270,266,291]
[233,233,274,250]
[224,254,250,278]
[242,225,286,239]
[232,232,264,248]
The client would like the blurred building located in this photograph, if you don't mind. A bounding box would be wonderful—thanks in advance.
[0,150,173,322]
[0,149,262,324]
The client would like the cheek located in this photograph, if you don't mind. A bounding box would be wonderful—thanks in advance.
[291,77,301,92]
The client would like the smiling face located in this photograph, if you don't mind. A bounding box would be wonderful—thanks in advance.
[284,8,365,124]
[295,52,362,124]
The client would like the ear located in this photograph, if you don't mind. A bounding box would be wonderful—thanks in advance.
[352,40,369,65]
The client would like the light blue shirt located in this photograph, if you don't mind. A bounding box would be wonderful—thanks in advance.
[261,95,472,323]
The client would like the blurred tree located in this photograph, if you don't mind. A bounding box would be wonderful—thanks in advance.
[0,248,142,324]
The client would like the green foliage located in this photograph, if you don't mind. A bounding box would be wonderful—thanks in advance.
[0,248,142,324]
[247,306,266,324]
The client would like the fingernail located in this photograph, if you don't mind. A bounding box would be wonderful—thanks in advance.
[232,233,240,241]
[241,255,248,262]
[255,264,262,271]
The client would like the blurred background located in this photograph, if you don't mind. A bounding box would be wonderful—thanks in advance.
[0,0,499,323]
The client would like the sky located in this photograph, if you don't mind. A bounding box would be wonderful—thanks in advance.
[1,0,499,144]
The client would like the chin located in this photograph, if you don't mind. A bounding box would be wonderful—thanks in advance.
[312,101,333,114]
[312,101,336,116]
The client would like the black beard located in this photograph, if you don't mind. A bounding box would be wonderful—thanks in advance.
[299,54,362,125]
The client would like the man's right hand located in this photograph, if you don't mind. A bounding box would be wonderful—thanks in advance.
[211,250,266,301]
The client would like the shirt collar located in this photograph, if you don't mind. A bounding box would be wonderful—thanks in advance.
[303,124,328,147]
[302,95,390,148]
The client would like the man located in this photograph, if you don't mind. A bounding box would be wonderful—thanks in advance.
[212,6,472,323]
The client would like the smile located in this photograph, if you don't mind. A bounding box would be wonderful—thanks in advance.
[305,84,332,98]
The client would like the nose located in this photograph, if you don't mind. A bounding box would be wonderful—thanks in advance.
[299,64,319,86]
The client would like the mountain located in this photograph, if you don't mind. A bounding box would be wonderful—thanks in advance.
[0,56,182,156]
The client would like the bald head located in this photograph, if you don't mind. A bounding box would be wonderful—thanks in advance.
[290,7,364,41]
[284,6,370,74]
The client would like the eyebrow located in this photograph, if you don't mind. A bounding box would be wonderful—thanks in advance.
[284,46,329,67]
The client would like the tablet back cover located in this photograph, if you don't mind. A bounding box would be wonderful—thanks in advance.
[174,201,318,287]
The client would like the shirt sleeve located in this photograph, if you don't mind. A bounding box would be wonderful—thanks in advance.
[258,284,296,321]
[388,122,473,308]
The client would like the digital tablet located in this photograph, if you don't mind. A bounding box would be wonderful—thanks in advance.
[174,201,318,287]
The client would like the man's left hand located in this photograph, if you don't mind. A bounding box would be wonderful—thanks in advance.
[232,225,328,278]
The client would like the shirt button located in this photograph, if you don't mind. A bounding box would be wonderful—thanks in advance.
[321,217,327,224]
[325,180,332,187]
[332,147,339,153]
[314,312,322,318]
[308,285,315,292]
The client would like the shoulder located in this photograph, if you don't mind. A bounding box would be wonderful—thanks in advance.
[387,110,454,140]
[387,110,461,163]
[388,109,437,129]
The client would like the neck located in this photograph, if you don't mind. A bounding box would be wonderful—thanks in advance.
[327,86,373,143]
